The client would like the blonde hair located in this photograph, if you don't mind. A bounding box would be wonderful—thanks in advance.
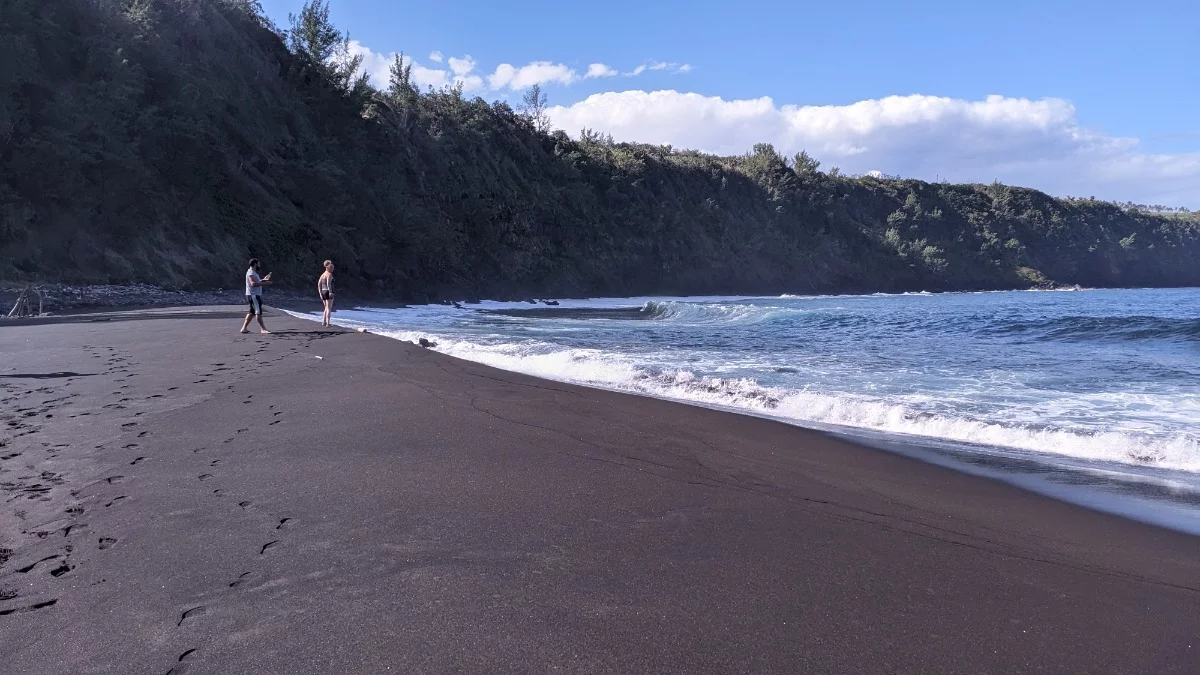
[323,260,333,268]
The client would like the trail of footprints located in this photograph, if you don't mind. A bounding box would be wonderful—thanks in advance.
[161,380,296,674]
[2,344,186,619]
[0,347,129,616]
[4,337,315,667]
[164,501,296,671]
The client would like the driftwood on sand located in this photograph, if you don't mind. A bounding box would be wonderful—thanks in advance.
[6,284,44,318]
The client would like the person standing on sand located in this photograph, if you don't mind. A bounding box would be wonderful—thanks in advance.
[239,258,273,334]
[318,260,335,327]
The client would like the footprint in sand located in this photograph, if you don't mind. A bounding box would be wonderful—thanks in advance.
[0,599,58,617]
[177,607,205,627]
[168,648,198,673]
[16,555,61,574]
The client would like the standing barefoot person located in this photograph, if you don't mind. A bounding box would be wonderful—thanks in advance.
[239,258,273,334]
[318,260,335,327]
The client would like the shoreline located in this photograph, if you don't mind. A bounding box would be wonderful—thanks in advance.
[6,281,1198,321]
[284,303,1200,537]
[3,305,1199,672]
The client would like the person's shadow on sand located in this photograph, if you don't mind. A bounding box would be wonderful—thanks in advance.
[249,330,342,339]
[0,371,96,379]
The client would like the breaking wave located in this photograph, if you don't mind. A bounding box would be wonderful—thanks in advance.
[374,330,1200,474]
[639,300,818,325]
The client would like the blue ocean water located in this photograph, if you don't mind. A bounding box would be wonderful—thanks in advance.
[293,288,1200,531]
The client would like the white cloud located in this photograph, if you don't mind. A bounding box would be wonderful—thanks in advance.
[624,61,691,77]
[448,56,475,76]
[350,39,691,92]
[547,91,1200,207]
[446,56,484,91]
[349,41,482,92]
[488,61,578,90]
[586,63,618,79]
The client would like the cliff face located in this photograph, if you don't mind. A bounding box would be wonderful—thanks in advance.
[3,0,1198,301]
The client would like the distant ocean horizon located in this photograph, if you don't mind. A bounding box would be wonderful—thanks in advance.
[290,287,1200,533]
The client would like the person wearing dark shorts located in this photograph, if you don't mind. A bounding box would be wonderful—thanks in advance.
[318,260,335,327]
[239,258,273,334]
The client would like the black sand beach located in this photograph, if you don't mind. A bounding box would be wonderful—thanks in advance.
[1,306,1197,673]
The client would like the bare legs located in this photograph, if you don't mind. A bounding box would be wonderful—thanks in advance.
[239,313,270,334]
[322,297,333,326]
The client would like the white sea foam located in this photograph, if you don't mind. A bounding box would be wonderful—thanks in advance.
[285,288,1200,477]
[362,330,1200,474]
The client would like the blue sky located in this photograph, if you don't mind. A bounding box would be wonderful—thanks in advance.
[260,0,1200,206]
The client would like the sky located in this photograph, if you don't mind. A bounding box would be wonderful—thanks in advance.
[260,0,1200,207]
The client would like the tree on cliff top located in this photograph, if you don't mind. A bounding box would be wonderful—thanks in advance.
[520,84,551,133]
[288,0,368,97]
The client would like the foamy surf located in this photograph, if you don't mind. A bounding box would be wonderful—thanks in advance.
[287,287,1200,479]
[364,333,1200,474]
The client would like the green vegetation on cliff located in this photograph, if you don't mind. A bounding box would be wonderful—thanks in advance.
[2,0,1198,300]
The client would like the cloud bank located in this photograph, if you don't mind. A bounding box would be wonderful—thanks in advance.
[489,61,577,90]
[344,38,1196,206]
[349,43,689,94]
[548,91,1200,207]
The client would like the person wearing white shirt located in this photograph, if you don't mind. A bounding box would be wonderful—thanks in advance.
[239,258,273,334]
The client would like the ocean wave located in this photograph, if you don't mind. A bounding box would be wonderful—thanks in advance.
[375,332,1200,473]
[982,315,1200,343]
[639,300,815,325]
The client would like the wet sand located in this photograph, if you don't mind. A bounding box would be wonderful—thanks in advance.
[1,306,1197,673]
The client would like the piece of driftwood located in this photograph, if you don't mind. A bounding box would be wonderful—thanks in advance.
[6,284,44,318]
